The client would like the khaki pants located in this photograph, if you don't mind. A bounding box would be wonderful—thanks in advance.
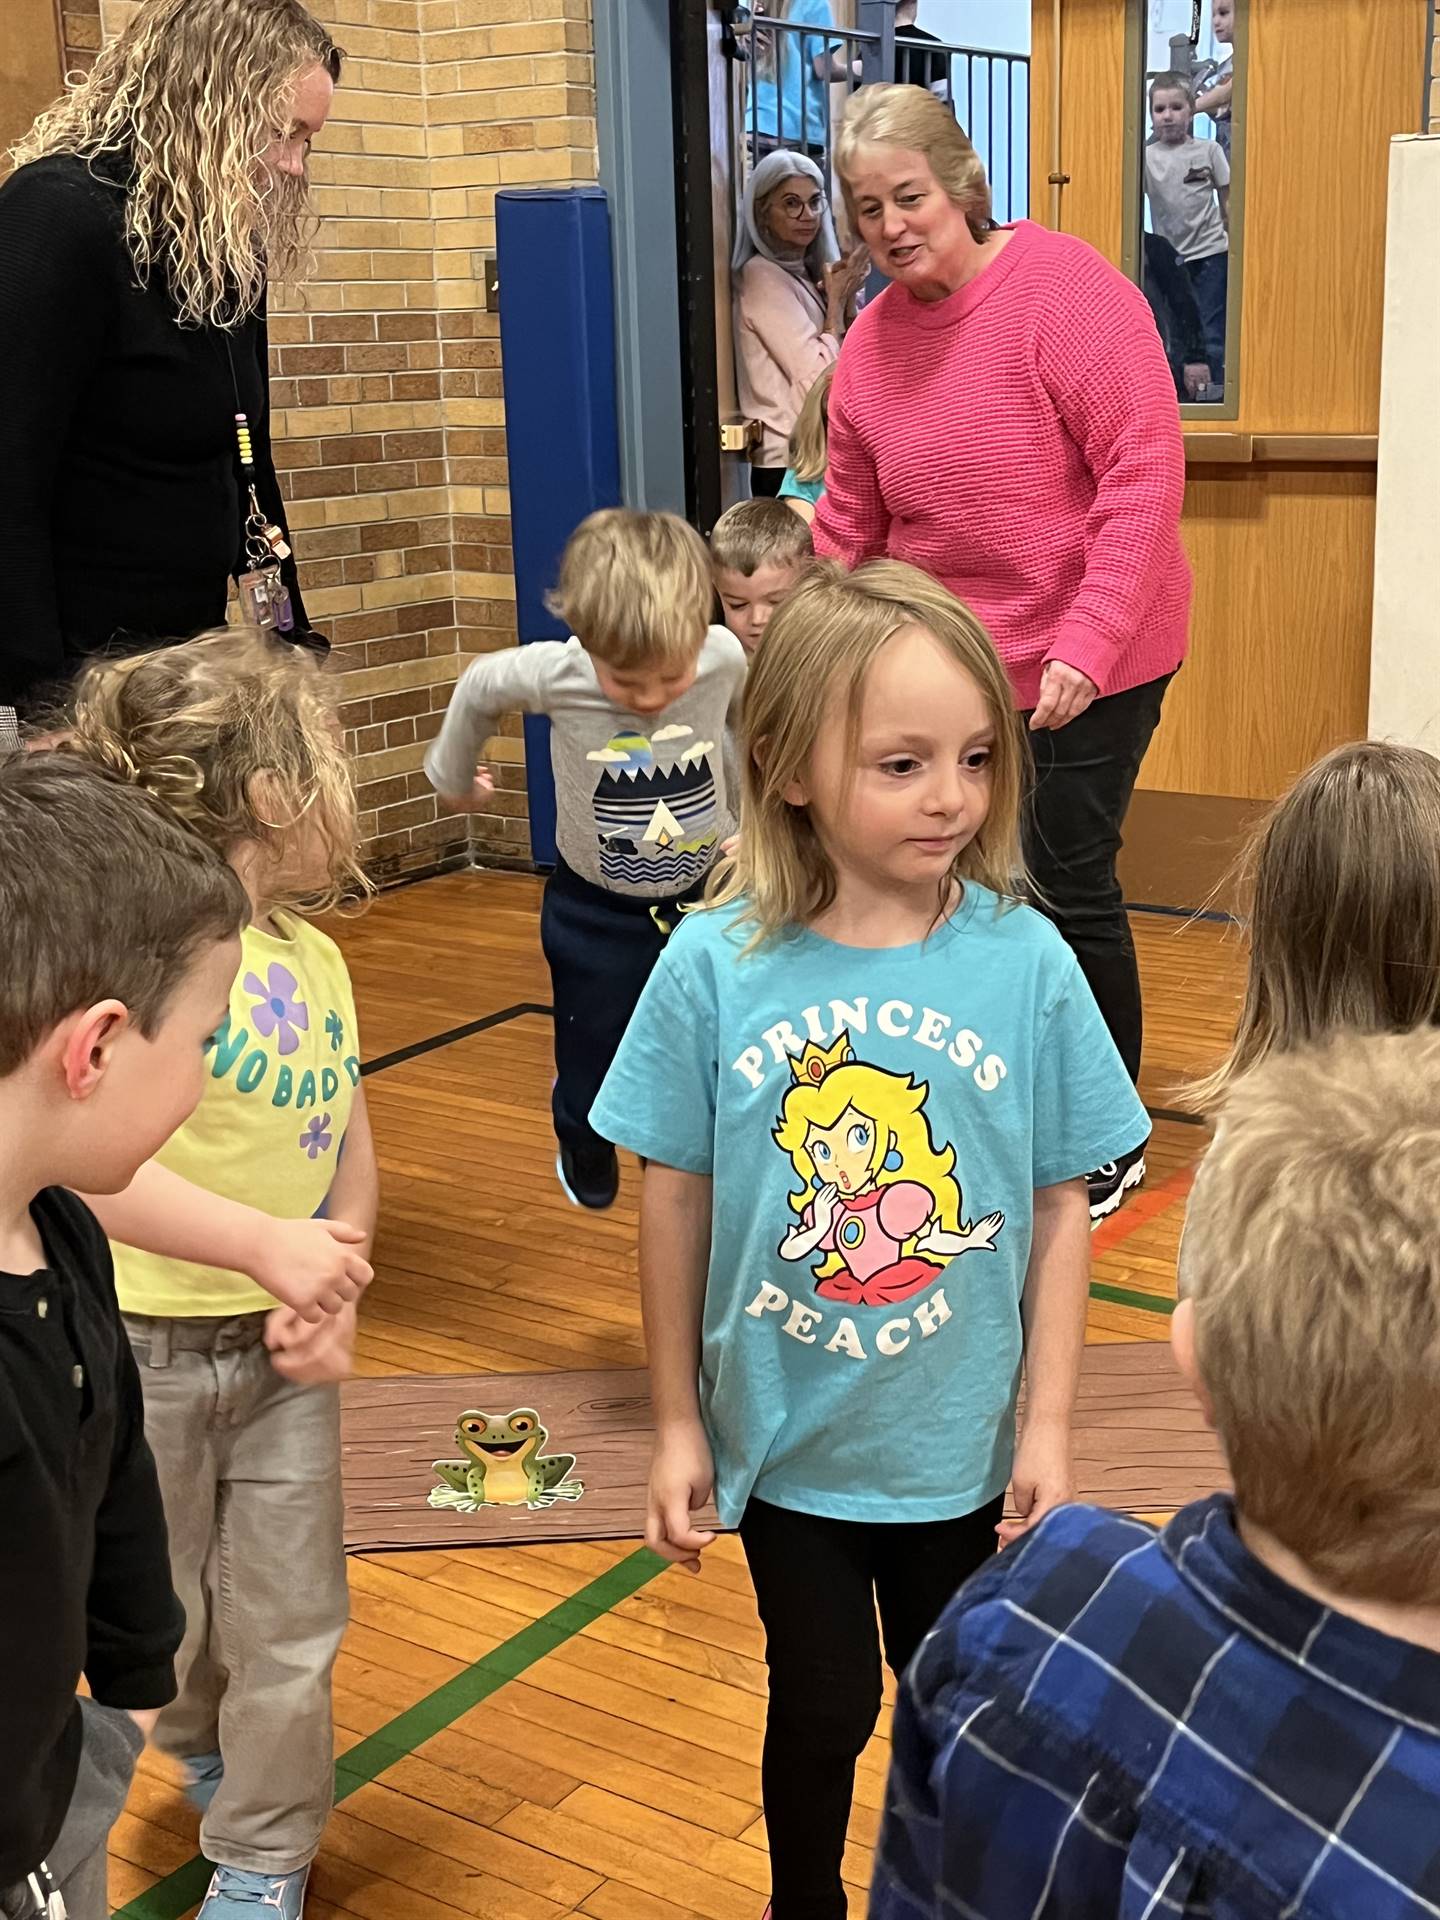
[123,1314,348,1877]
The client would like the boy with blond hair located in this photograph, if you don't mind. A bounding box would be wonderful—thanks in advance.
[709,498,813,656]
[427,508,746,1209]
[871,1029,1440,1918]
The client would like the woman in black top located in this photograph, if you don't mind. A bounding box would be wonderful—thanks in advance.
[0,0,342,740]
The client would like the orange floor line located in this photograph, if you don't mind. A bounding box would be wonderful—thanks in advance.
[1091,1162,1195,1257]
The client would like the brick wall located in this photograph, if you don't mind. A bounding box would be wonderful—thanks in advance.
[421,0,597,865]
[61,0,102,77]
[83,0,597,882]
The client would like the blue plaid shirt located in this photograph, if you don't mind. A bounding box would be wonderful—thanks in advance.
[871,1497,1440,1919]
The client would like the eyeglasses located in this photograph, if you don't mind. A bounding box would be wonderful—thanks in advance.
[776,192,827,217]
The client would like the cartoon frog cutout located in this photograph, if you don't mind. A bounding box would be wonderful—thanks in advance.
[428,1408,584,1513]
[774,1032,1004,1306]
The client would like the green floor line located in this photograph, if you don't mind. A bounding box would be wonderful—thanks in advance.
[113,1544,668,1920]
[1090,1278,1176,1317]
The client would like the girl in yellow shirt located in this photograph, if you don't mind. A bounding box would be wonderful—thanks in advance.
[69,630,377,1920]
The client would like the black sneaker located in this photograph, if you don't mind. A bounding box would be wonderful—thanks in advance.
[1087,1147,1146,1226]
[556,1142,620,1210]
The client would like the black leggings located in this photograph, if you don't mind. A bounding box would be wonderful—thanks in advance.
[1023,673,1172,1084]
[739,1495,1004,1920]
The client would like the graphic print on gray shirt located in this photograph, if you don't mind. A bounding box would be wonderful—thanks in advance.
[424,628,748,898]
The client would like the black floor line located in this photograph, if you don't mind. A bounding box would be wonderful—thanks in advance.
[364,1004,1212,1142]
[1125,900,1237,927]
[361,1001,554,1078]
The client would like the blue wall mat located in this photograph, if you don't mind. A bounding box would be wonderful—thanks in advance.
[496,187,622,866]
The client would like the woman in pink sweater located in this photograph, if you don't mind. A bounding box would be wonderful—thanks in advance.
[815,84,1190,1221]
[733,150,868,496]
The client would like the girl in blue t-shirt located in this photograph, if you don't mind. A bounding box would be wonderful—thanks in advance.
[592,558,1147,1920]
[778,361,833,523]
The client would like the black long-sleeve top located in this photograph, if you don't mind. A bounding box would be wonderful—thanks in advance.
[0,153,309,718]
[0,1188,182,1885]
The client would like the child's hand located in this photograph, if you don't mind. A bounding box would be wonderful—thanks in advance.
[437,768,496,814]
[251,1217,372,1322]
[720,834,739,858]
[647,1420,717,1574]
[265,1299,357,1385]
[998,1415,1075,1548]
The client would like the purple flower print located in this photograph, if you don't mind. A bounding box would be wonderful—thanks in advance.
[299,1114,333,1160]
[245,963,310,1056]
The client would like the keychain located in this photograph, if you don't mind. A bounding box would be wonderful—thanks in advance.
[233,411,294,633]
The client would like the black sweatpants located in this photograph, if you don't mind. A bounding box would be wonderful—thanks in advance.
[540,855,705,1159]
[739,1495,1005,1920]
[1023,673,1172,1084]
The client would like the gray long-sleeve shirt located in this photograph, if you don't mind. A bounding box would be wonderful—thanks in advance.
[425,629,748,898]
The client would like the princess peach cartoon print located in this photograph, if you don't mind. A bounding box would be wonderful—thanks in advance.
[774,1032,1003,1308]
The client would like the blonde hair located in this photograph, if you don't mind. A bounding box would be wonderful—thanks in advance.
[1149,70,1195,105]
[709,499,814,577]
[9,0,342,331]
[788,363,834,485]
[1190,742,1440,1112]
[835,84,993,243]
[547,509,712,672]
[1181,1030,1440,1604]
[65,629,367,914]
[774,1047,960,1287]
[710,558,1026,945]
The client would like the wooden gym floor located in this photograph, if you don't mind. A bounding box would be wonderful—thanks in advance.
[109,871,1244,1920]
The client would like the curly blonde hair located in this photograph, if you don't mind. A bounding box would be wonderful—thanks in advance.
[9,0,342,330]
[65,630,368,915]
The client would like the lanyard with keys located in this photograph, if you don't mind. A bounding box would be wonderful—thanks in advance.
[224,337,294,635]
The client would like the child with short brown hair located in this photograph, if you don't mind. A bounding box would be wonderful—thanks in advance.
[426,507,747,1209]
[709,497,813,656]
[0,752,247,1920]
[872,1027,1440,1917]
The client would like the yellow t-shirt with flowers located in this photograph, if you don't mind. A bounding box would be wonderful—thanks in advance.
[112,913,362,1318]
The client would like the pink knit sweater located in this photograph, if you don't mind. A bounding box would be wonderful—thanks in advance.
[813,221,1191,707]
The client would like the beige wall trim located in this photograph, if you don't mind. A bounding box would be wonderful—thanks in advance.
[1183,432,1379,465]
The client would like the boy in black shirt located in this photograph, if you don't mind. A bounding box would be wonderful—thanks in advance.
[0,754,248,1920]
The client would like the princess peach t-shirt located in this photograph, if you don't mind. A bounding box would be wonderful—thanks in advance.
[591,888,1148,1527]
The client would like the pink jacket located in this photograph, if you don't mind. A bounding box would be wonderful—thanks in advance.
[734,257,839,468]
[813,221,1191,706]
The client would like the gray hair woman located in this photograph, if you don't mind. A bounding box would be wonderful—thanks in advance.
[732,150,867,496]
